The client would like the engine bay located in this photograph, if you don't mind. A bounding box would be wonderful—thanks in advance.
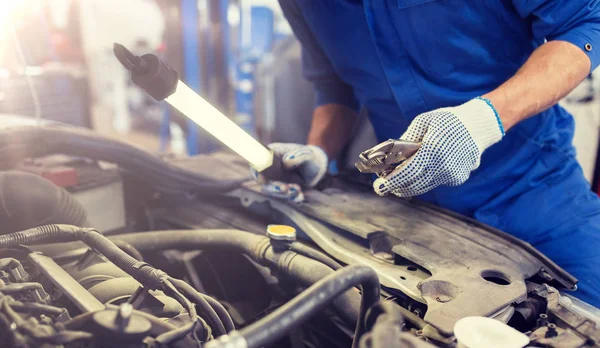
[0,126,598,348]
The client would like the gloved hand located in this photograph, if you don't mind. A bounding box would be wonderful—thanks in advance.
[252,143,328,201]
[373,97,505,197]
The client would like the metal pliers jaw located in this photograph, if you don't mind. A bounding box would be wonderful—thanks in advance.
[355,139,421,178]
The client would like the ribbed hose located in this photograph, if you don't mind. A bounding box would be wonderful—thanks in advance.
[0,224,81,247]
[205,265,380,348]
[110,230,364,327]
[0,225,227,337]
[0,171,89,234]
[0,225,162,287]
[78,231,166,289]
[0,126,245,195]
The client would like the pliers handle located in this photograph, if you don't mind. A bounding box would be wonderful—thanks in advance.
[355,139,421,177]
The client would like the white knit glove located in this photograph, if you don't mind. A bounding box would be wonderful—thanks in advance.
[252,143,328,202]
[373,97,505,197]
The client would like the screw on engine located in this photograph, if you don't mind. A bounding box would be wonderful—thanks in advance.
[546,323,558,338]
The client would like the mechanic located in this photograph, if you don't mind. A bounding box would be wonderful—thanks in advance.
[261,1,600,307]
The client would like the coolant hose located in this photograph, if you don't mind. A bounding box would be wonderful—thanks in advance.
[360,302,405,348]
[109,230,365,326]
[289,242,342,270]
[205,265,380,348]
[0,171,89,234]
[0,126,245,195]
[262,246,361,325]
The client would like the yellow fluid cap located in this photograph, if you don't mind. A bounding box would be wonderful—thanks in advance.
[267,225,297,242]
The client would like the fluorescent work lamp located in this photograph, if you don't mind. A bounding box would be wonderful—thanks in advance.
[113,43,301,183]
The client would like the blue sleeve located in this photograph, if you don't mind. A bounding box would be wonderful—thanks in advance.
[279,0,359,110]
[512,0,600,72]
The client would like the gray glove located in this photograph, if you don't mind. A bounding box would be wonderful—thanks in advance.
[252,143,328,202]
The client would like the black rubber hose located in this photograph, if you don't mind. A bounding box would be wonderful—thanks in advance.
[78,231,165,288]
[205,265,380,348]
[110,229,263,254]
[200,295,234,333]
[155,279,208,344]
[289,242,342,270]
[110,230,362,327]
[0,171,89,234]
[262,247,360,326]
[0,224,162,287]
[111,239,144,261]
[169,277,235,332]
[0,126,245,195]
[363,302,404,348]
[0,225,227,337]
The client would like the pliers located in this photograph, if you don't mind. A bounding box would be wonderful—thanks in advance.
[355,139,421,178]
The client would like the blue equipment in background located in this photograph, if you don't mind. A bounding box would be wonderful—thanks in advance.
[234,6,274,137]
[159,1,285,155]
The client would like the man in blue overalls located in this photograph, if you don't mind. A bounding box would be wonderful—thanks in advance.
[264,1,600,307]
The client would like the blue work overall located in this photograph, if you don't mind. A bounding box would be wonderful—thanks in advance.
[279,0,600,307]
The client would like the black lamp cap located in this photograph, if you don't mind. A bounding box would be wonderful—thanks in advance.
[113,43,179,101]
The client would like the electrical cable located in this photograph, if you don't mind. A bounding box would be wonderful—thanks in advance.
[168,277,235,333]
[0,224,227,338]
[110,229,363,327]
[162,277,226,338]
[154,279,203,346]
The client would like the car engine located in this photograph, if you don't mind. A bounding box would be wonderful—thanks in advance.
[0,125,598,348]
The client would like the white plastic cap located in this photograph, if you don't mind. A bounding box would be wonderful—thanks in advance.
[454,316,529,348]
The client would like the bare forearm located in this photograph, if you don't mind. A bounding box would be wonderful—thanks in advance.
[307,104,358,158]
[484,40,591,131]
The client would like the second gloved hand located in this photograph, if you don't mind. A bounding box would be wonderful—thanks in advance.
[253,143,328,201]
[373,97,505,197]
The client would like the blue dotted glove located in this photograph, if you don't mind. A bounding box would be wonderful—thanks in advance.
[373,97,505,197]
[252,143,328,202]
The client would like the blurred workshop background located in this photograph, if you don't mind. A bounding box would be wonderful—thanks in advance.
[1,0,600,189]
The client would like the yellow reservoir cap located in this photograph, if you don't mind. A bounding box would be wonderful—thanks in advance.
[267,225,297,242]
